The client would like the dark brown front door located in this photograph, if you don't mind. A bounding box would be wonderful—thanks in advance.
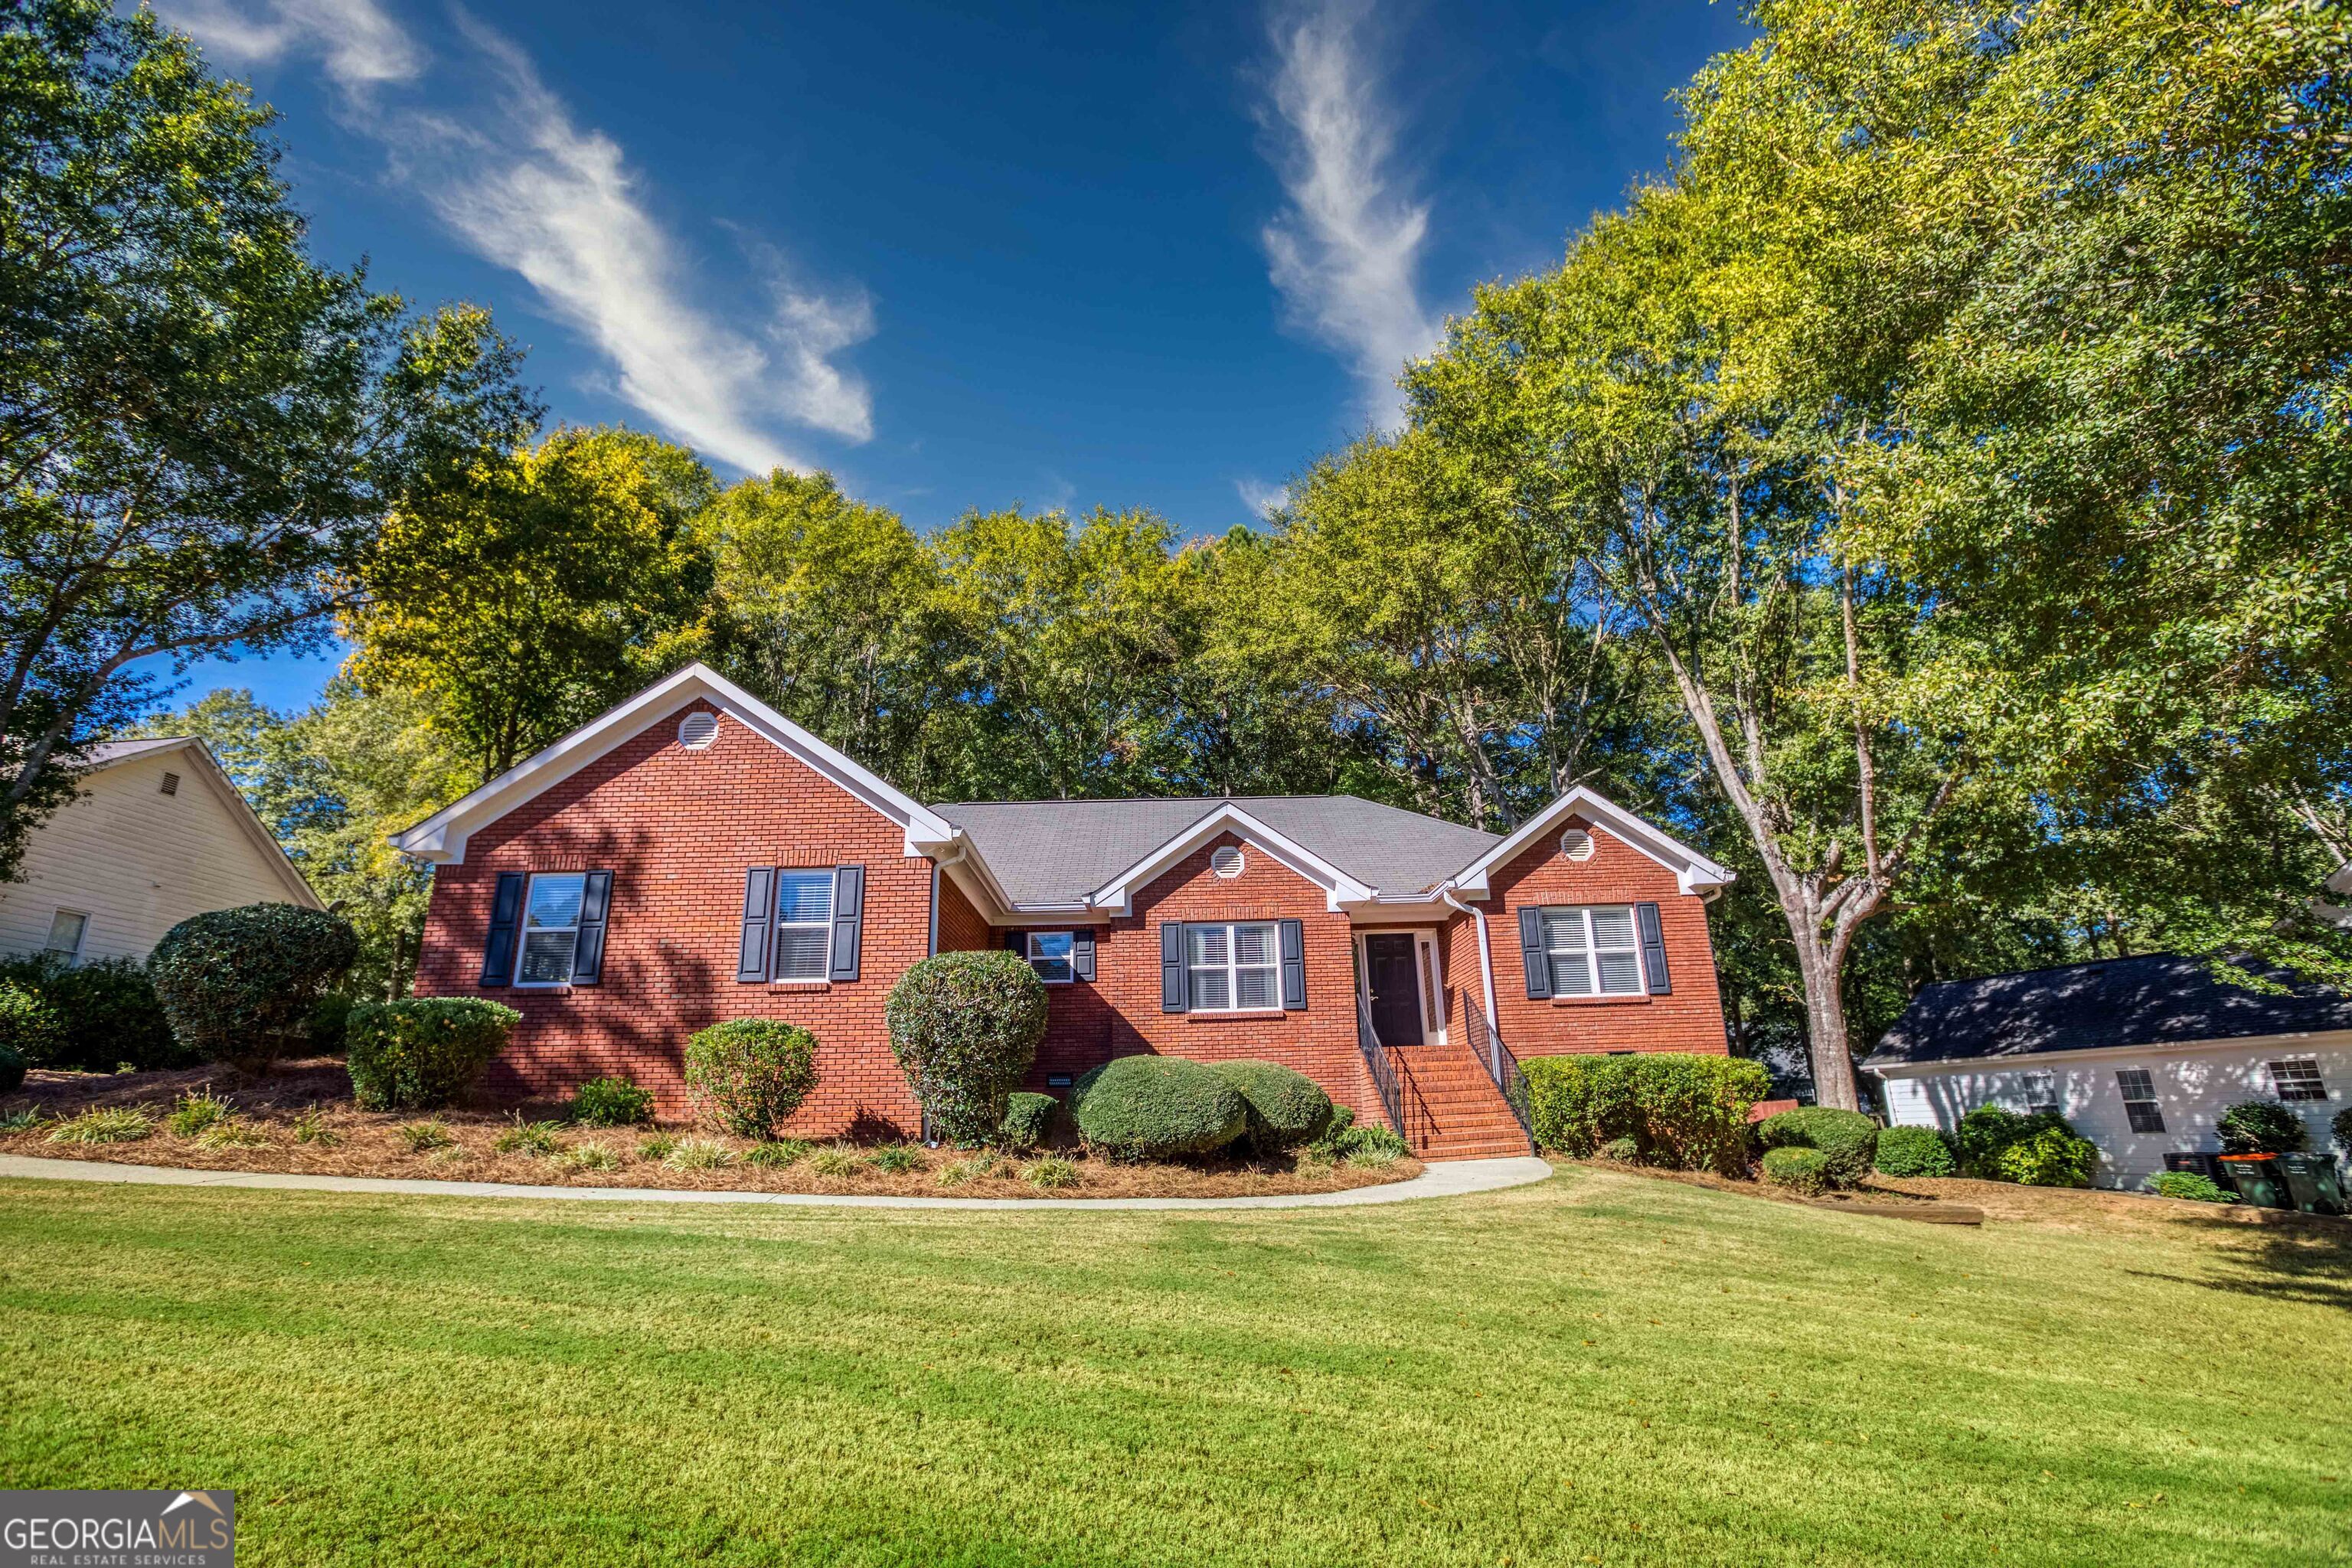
[1364,934,1424,1047]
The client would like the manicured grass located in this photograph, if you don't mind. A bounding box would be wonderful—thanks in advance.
[0,1169,2344,1566]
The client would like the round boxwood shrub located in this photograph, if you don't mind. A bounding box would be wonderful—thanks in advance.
[0,953,181,1070]
[1521,1052,1769,1174]
[1001,1091,1066,1152]
[1874,1125,1956,1178]
[685,1019,819,1138]
[1994,1125,2099,1187]
[1760,1145,1830,1196]
[567,1075,655,1127]
[2217,1099,2307,1155]
[1755,1106,1879,1188]
[1209,1060,1334,1155]
[1070,1055,1248,1159]
[886,950,1048,1146]
[345,998,521,1110]
[2148,1171,2236,1204]
[149,903,358,1072]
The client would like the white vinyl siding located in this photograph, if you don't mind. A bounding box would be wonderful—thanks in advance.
[1540,905,1643,997]
[1187,922,1280,1011]
[515,873,586,985]
[773,871,835,982]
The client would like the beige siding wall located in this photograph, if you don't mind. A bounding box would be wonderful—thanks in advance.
[0,750,309,963]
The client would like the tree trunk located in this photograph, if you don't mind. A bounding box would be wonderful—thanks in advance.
[1791,926,1860,1110]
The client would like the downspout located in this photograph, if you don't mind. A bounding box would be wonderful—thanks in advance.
[1439,884,1502,1056]
[928,836,970,957]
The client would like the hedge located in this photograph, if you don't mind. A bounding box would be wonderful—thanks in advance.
[685,1020,819,1139]
[2217,1099,2307,1155]
[345,998,520,1110]
[1209,1060,1334,1155]
[150,903,358,1072]
[1873,1125,1955,1178]
[0,981,64,1080]
[1760,1145,1829,1196]
[1070,1056,1248,1158]
[1521,1052,1770,1175]
[1755,1107,1879,1188]
[0,953,181,1070]
[886,950,1048,1145]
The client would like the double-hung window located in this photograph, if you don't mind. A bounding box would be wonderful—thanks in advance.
[2115,1068,2165,1134]
[44,910,87,964]
[2019,1071,2060,1117]
[1540,906,1644,997]
[517,873,587,985]
[2269,1057,2328,1102]
[1027,932,1074,984]
[773,871,835,982]
[1187,922,1280,1011]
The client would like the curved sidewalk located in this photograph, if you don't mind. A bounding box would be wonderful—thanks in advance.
[0,1153,1552,1212]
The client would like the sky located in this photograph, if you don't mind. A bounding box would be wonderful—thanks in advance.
[142,0,1753,713]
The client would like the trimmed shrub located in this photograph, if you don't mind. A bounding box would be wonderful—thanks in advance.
[1760,1145,1830,1196]
[2217,1099,2308,1155]
[2335,1106,2352,1158]
[345,998,520,1111]
[1953,1106,2087,1177]
[1001,1092,1065,1152]
[306,992,355,1055]
[0,954,180,1071]
[1755,1107,1879,1189]
[1874,1125,1956,1178]
[1208,1060,1334,1155]
[1994,1125,2098,1187]
[0,981,64,1073]
[2148,1171,2236,1204]
[886,950,1048,1145]
[149,903,358,1072]
[684,1020,818,1138]
[567,1075,655,1127]
[1070,1055,1248,1159]
[1523,1053,1771,1174]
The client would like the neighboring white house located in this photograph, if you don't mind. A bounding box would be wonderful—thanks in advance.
[0,737,321,965]
[1867,954,2351,1188]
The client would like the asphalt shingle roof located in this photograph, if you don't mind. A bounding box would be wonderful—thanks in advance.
[1864,953,2352,1069]
[930,795,1501,907]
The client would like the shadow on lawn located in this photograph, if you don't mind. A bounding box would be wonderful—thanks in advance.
[2133,1212,2352,1312]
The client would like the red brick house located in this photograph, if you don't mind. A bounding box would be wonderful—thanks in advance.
[396,665,1735,1159]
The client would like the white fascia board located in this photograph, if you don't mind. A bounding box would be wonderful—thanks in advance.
[1865,1027,2352,1077]
[389,663,954,864]
[1449,786,1734,898]
[1086,803,1376,915]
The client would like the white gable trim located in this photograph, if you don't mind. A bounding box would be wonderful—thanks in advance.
[1446,785,1733,899]
[93,737,324,909]
[1086,802,1377,915]
[389,664,956,864]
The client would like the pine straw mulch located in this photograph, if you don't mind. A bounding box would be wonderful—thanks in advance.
[0,1059,1422,1200]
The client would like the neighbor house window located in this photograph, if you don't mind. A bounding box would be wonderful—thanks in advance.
[2020,1071,2060,1117]
[2269,1057,2328,1102]
[1187,922,1280,1011]
[2115,1068,2165,1134]
[773,871,835,982]
[44,909,87,963]
[516,873,587,985]
[1027,931,1075,984]
[1540,905,1643,997]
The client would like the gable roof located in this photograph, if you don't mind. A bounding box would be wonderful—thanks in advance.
[86,737,322,909]
[1864,954,2352,1070]
[1445,784,1734,898]
[932,795,1501,910]
[389,664,956,864]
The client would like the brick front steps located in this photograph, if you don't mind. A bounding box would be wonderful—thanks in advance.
[1387,1044,1534,1161]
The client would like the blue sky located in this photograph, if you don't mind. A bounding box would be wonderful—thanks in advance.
[147,0,1749,711]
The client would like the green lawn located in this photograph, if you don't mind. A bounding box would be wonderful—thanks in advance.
[1,1169,2345,1566]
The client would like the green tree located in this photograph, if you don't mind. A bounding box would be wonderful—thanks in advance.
[0,0,533,878]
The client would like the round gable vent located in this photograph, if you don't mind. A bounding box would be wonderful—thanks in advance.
[1210,844,1246,879]
[1560,828,1596,862]
[678,711,720,750]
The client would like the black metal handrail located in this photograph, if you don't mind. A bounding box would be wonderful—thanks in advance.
[1464,991,1534,1145]
[1354,990,1407,1137]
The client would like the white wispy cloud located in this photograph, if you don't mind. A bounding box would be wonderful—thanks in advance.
[1256,0,1440,424]
[155,0,874,473]
[1234,477,1290,519]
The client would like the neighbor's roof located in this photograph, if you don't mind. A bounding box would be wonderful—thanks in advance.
[87,736,191,766]
[1864,954,2352,1070]
[932,795,1501,907]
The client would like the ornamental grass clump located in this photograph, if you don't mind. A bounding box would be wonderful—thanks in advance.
[149,903,358,1073]
[345,999,520,1110]
[1070,1055,1247,1159]
[868,1144,925,1174]
[165,1089,233,1137]
[1755,1107,1880,1189]
[1209,1060,1334,1155]
[885,951,1047,1146]
[1025,1156,1080,1190]
[683,1020,818,1139]
[1521,1053,1769,1174]
[740,1138,810,1170]
[494,1119,567,1157]
[396,1121,453,1153]
[47,1106,151,1145]
[663,1138,734,1171]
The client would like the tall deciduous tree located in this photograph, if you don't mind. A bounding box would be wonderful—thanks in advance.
[0,0,534,877]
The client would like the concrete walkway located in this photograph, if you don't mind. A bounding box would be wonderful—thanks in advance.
[0,1153,1553,1212]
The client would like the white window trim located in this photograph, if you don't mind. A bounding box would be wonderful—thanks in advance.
[44,908,89,965]
[1187,920,1282,1013]
[1027,930,1076,985]
[771,871,836,985]
[1540,904,1645,998]
[513,873,586,988]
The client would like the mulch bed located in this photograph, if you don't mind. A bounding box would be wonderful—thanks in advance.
[0,1060,1421,1200]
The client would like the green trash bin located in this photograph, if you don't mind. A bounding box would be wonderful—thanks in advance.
[2272,1153,2346,1216]
[2218,1155,2289,1209]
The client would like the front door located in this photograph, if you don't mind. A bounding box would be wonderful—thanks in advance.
[1364,933,1424,1047]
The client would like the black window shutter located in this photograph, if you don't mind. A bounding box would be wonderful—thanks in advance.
[572,870,613,984]
[1071,927,1096,982]
[830,865,865,982]
[1160,921,1187,1012]
[480,872,525,986]
[1279,918,1306,1009]
[1636,902,1672,995]
[737,867,775,983]
[1005,929,1026,956]
[1517,906,1552,999]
